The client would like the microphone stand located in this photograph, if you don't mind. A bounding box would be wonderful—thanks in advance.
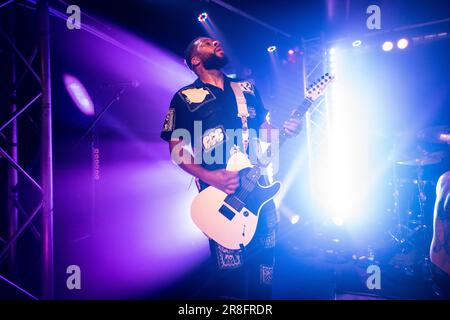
[73,85,129,241]
[76,86,127,146]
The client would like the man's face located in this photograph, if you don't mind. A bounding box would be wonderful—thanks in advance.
[193,37,228,70]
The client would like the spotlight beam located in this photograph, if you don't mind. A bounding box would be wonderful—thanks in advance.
[23,1,174,67]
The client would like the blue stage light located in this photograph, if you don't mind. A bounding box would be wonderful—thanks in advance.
[397,38,409,49]
[267,45,277,53]
[382,41,394,52]
[352,40,362,47]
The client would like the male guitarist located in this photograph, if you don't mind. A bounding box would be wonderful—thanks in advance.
[160,37,301,299]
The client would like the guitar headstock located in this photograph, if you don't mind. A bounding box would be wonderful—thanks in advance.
[305,73,335,101]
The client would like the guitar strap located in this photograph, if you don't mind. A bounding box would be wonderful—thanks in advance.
[195,81,251,192]
[230,82,250,154]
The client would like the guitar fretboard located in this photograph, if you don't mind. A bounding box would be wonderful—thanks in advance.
[243,97,313,186]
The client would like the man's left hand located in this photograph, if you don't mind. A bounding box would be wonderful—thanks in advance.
[283,118,303,137]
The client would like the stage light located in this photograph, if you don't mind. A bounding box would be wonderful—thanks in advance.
[397,38,409,49]
[198,12,208,22]
[267,45,277,53]
[382,41,394,52]
[312,52,367,225]
[290,215,300,225]
[330,62,337,71]
[288,49,295,55]
[352,40,362,47]
[63,74,94,116]
[332,217,344,226]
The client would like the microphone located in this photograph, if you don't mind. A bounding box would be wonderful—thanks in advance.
[101,80,140,88]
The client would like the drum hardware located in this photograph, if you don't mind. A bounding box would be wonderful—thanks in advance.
[417,125,450,145]
[386,132,447,282]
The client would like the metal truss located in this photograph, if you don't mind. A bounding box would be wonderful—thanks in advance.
[301,35,331,197]
[0,0,53,299]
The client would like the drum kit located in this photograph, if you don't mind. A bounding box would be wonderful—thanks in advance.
[386,125,449,279]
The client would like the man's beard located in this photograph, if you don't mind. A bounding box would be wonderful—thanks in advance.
[202,53,229,70]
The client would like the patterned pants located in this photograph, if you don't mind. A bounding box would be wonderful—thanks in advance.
[208,200,278,300]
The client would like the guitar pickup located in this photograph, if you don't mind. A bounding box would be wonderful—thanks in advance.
[219,204,235,221]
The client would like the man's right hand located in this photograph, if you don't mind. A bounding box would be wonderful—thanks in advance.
[203,169,240,194]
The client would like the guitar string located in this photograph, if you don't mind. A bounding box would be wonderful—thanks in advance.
[229,89,318,205]
[232,104,304,201]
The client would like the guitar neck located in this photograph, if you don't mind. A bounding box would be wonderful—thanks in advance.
[245,97,313,184]
[278,98,312,145]
[243,71,334,185]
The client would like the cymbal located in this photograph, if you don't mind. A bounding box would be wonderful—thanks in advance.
[417,126,450,145]
[396,150,447,166]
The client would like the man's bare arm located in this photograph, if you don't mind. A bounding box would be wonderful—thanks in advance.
[168,139,240,194]
[430,172,450,274]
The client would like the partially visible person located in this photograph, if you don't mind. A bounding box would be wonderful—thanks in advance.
[430,171,450,298]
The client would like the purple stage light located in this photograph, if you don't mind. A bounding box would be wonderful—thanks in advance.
[267,45,277,53]
[63,74,95,116]
[288,49,295,55]
[198,12,208,22]
[53,10,213,299]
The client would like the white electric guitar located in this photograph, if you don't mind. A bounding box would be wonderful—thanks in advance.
[191,73,335,249]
